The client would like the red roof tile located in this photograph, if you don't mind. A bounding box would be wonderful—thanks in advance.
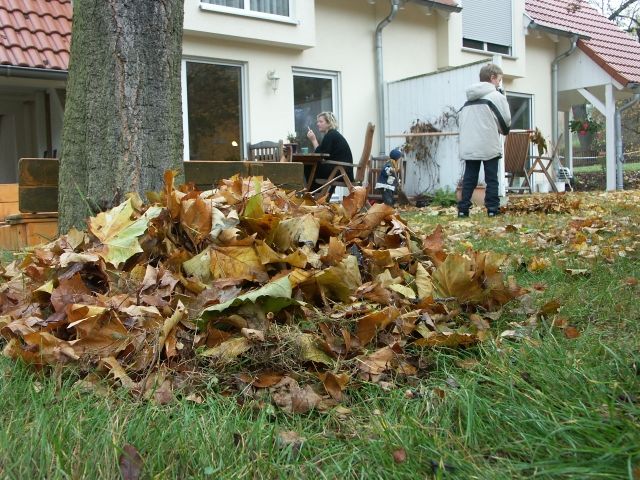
[0,0,71,71]
[526,0,640,86]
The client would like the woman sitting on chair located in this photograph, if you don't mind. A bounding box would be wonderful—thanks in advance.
[306,111,354,194]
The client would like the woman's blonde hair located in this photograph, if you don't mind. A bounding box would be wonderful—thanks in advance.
[317,111,338,130]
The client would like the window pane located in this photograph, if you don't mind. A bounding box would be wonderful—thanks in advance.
[462,38,483,50]
[251,0,289,16]
[203,0,242,7]
[486,43,511,55]
[293,76,333,149]
[508,96,532,131]
[186,62,243,161]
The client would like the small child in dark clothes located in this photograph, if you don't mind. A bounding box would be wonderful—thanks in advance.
[376,148,403,206]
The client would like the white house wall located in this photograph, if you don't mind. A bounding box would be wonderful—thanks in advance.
[183,0,316,49]
[182,0,450,160]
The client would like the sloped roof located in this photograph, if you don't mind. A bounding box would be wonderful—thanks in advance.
[526,0,640,86]
[0,0,71,71]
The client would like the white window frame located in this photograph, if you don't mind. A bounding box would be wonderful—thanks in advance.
[181,57,249,161]
[199,0,297,25]
[291,67,342,126]
[507,92,534,131]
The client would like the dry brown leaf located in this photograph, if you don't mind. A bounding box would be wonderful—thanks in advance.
[118,444,143,480]
[319,372,350,401]
[392,448,407,464]
[210,246,268,283]
[101,356,136,389]
[276,430,306,452]
[564,326,581,339]
[240,328,265,342]
[414,331,478,348]
[271,377,322,414]
[432,254,484,304]
[251,371,285,388]
[355,306,400,346]
[200,337,252,363]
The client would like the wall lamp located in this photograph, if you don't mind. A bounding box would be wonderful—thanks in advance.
[267,70,280,92]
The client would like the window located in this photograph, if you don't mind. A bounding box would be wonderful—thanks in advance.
[202,0,290,17]
[292,69,340,150]
[462,0,512,55]
[507,93,532,131]
[182,60,246,161]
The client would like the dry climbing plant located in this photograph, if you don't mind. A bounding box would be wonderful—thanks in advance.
[402,107,458,193]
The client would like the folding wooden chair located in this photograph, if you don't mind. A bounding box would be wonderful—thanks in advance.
[355,122,375,185]
[247,140,284,162]
[503,130,533,193]
[527,134,563,193]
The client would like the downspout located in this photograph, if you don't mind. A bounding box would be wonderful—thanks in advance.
[375,0,401,155]
[615,92,640,189]
[551,34,578,157]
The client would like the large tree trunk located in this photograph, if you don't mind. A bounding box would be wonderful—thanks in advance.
[59,0,185,233]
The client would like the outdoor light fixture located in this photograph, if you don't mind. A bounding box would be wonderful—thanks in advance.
[267,70,280,92]
[421,6,432,15]
[367,0,376,4]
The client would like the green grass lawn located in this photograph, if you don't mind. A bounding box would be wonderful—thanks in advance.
[1,192,639,479]
[572,161,640,174]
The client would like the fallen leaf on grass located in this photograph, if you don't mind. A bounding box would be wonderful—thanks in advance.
[565,268,589,277]
[276,430,305,453]
[564,326,581,339]
[118,444,143,480]
[271,377,322,414]
[392,448,407,463]
[319,371,350,401]
[528,257,551,272]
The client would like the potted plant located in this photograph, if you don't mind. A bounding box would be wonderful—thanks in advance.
[569,116,601,150]
[285,132,298,154]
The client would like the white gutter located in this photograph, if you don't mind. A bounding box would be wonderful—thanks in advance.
[0,65,68,81]
[375,0,401,155]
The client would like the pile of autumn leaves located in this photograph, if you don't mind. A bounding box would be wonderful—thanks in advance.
[0,174,526,411]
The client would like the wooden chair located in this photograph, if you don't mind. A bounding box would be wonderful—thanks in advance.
[355,122,375,185]
[504,130,533,193]
[248,140,284,162]
[366,154,406,201]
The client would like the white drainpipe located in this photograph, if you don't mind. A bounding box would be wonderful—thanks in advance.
[615,92,640,189]
[375,0,401,155]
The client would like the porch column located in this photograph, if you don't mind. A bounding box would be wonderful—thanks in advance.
[605,83,616,190]
[563,111,572,171]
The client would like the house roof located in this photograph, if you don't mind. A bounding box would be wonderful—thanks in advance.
[526,0,640,86]
[0,0,71,71]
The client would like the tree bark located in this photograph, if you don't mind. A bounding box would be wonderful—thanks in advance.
[59,0,185,233]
